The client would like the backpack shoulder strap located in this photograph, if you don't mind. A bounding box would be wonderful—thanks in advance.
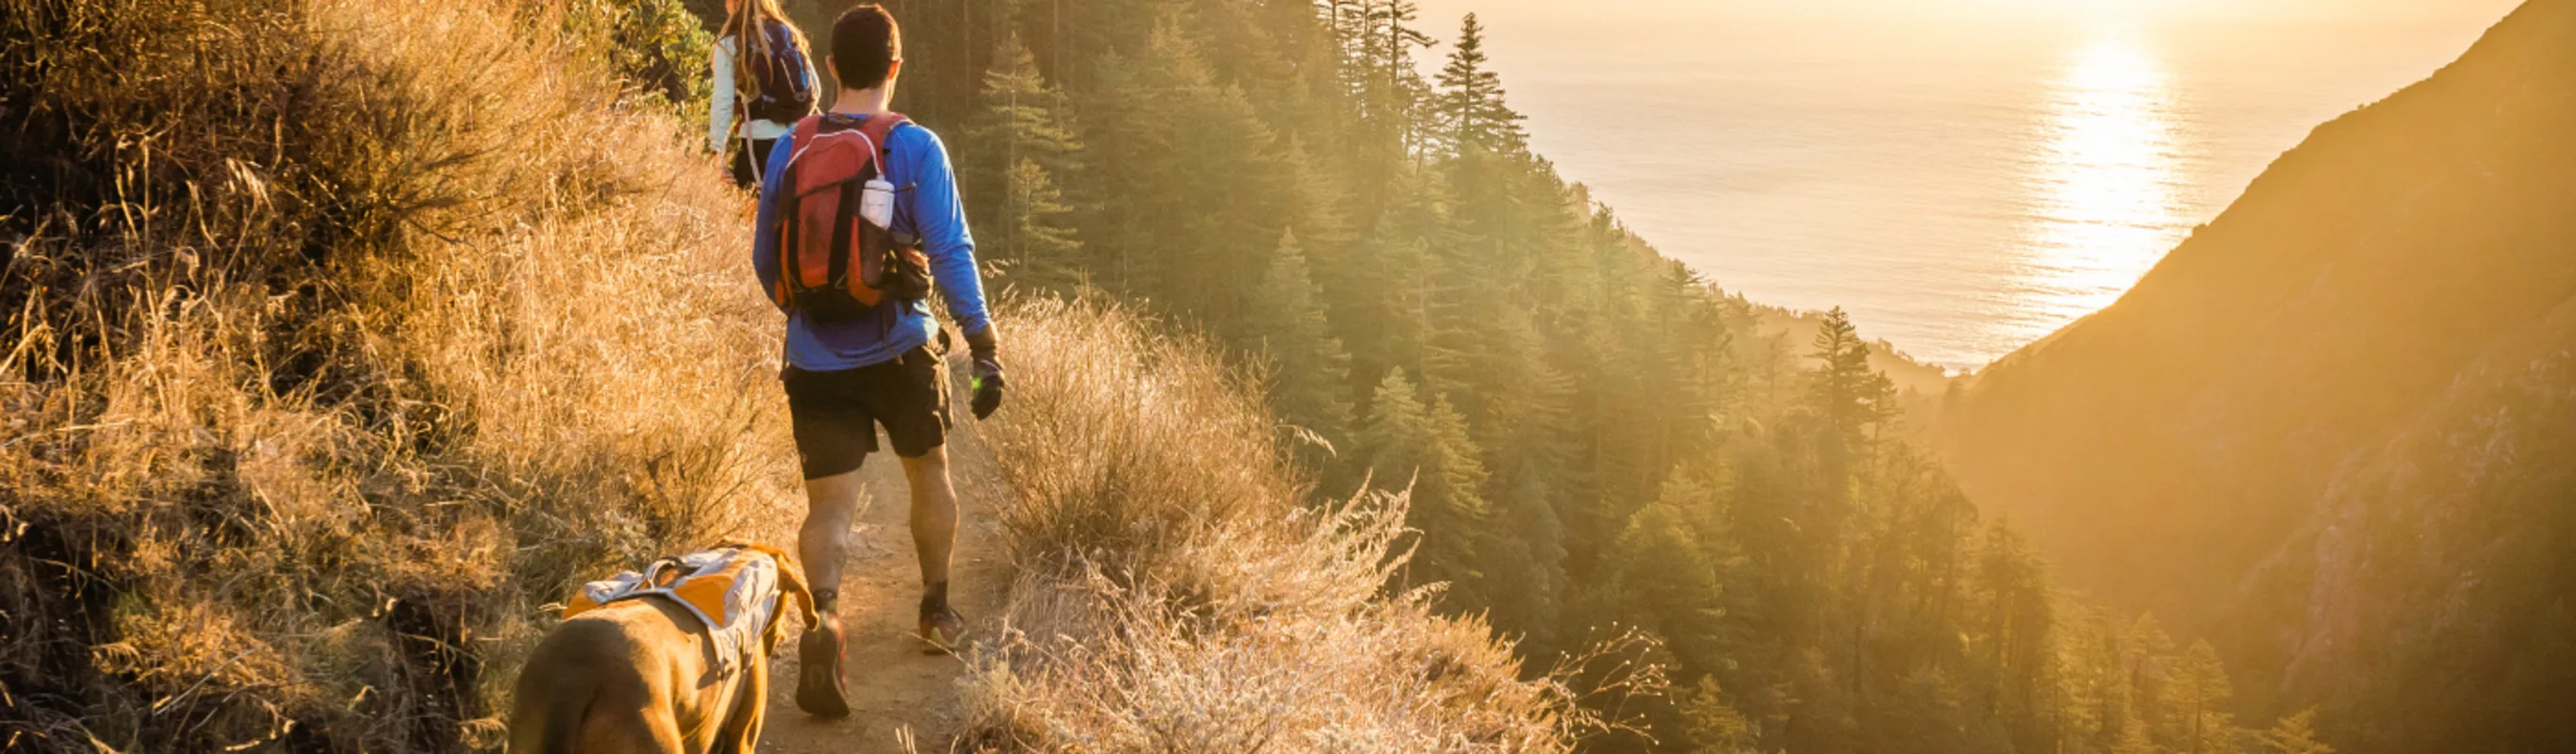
[858,112,911,169]
[784,115,824,166]
[790,115,823,148]
[775,114,827,306]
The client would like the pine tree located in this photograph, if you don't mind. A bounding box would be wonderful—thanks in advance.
[1370,1,1437,87]
[1371,0,1438,155]
[1085,11,1278,318]
[1432,13,1526,156]
[995,157,1082,287]
[1484,463,1566,651]
[1418,389,1493,607]
[1280,137,1355,266]
[2111,720,2162,754]
[1358,369,1494,610]
[2061,608,2136,752]
[1806,307,1900,454]
[1341,162,1454,385]
[1148,18,1275,323]
[2259,710,2333,754]
[1606,472,1738,676]
[2126,614,2182,748]
[1327,0,1378,103]
[2171,640,2237,754]
[1678,676,1758,754]
[1975,520,2054,743]
[969,32,1081,170]
[1245,230,1356,483]
[967,31,1084,288]
[1329,0,1436,159]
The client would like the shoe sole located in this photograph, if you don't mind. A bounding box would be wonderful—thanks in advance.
[919,619,965,656]
[797,628,852,717]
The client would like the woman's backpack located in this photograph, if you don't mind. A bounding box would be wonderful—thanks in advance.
[771,113,931,321]
[739,21,816,124]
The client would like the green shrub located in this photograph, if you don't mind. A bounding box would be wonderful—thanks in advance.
[565,0,718,117]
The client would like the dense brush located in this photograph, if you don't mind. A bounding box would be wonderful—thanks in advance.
[959,298,1645,752]
[2,0,788,749]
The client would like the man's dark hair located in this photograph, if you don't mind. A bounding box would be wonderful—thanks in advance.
[831,5,901,90]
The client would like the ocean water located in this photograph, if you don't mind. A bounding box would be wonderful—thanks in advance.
[1411,1,2516,369]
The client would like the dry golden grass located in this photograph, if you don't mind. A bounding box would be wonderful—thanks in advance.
[3,1,1602,750]
[2,0,791,749]
[959,299,1631,753]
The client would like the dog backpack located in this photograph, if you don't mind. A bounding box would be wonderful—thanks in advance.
[771,112,932,321]
[738,21,817,124]
[566,545,786,674]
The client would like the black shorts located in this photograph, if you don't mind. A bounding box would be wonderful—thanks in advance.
[784,346,949,478]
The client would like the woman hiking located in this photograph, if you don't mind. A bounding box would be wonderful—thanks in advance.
[709,0,817,188]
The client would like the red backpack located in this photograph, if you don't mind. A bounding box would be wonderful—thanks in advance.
[771,112,931,320]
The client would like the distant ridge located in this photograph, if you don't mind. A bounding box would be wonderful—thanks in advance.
[1935,0,2576,749]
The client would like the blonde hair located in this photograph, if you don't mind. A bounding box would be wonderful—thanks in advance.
[722,0,814,112]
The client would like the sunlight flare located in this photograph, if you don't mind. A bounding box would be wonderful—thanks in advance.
[2012,30,2186,339]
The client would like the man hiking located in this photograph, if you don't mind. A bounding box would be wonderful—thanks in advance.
[749,4,1004,717]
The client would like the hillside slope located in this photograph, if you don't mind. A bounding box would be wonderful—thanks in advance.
[952,301,1597,751]
[1935,0,2576,747]
[2264,294,2576,751]
[5,0,792,748]
[2,1,1585,750]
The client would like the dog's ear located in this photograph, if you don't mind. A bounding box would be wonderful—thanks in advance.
[767,550,822,654]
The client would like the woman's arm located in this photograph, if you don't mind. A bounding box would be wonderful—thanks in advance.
[707,39,735,154]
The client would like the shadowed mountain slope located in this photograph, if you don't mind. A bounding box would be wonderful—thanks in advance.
[1936,1,2576,748]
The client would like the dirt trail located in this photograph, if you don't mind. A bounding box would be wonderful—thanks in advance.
[758,412,1009,753]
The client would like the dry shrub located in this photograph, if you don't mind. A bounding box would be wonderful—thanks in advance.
[1,0,791,750]
[5,1,1627,750]
[961,298,1631,752]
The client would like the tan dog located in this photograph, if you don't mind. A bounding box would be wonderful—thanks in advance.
[507,544,818,753]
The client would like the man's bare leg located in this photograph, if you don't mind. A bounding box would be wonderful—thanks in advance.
[899,447,963,648]
[799,467,867,597]
[898,448,958,587]
[794,464,863,716]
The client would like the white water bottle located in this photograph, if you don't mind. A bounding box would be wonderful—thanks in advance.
[860,176,896,229]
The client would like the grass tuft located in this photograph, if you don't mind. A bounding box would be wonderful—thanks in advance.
[960,297,1635,752]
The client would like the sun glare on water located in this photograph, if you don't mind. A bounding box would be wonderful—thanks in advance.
[2006,29,2187,341]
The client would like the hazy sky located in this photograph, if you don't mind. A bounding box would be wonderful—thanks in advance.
[1407,0,2523,67]
[1412,0,2522,25]
[1400,0,2519,366]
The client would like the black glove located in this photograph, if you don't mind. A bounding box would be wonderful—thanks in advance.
[965,326,1005,419]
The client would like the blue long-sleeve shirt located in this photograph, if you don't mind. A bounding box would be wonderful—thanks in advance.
[751,113,990,371]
